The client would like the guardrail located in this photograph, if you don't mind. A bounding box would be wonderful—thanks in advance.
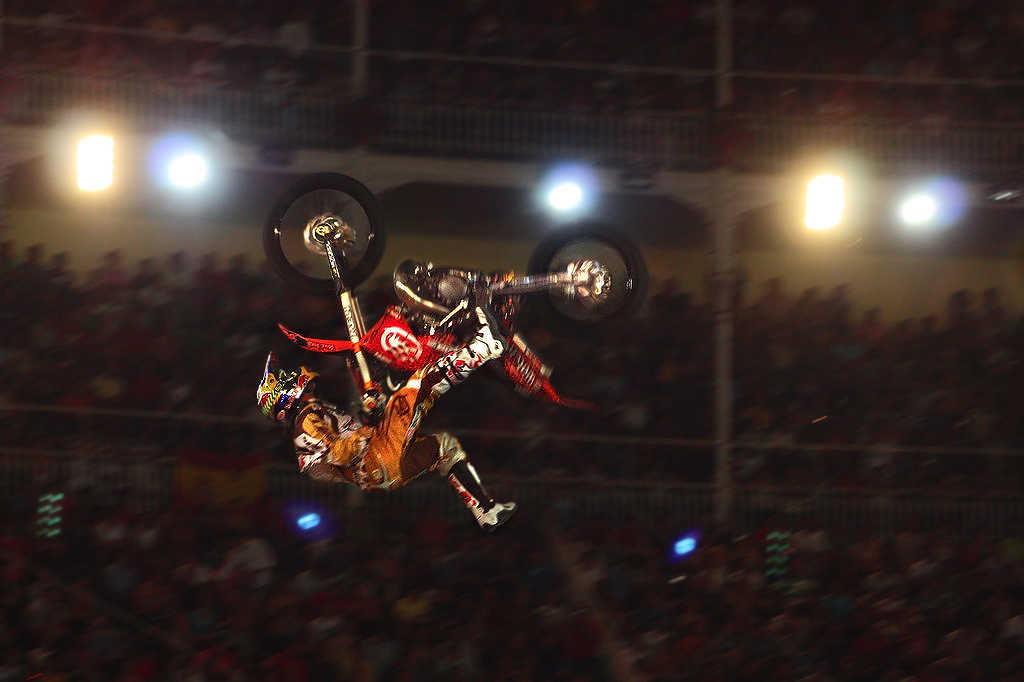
[4,68,349,146]
[5,68,1024,176]
[4,447,1021,533]
[4,401,1023,533]
[731,116,1024,177]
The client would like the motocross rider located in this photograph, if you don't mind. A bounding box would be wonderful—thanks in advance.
[257,301,517,532]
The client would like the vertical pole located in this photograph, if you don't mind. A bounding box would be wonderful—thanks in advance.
[346,0,373,182]
[712,168,736,526]
[351,0,370,98]
[712,0,735,525]
[715,0,733,109]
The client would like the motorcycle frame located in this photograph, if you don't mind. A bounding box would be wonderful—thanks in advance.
[315,235,602,419]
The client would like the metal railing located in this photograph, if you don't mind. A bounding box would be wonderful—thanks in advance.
[3,12,1024,177]
[0,446,178,507]
[5,67,350,146]
[729,115,1024,177]
[4,68,1024,175]
[4,404,1023,533]
[5,446,1020,533]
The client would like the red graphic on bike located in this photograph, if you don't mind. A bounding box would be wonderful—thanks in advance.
[381,327,423,365]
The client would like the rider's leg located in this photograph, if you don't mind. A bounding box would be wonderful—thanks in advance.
[358,307,507,489]
[391,432,516,531]
[433,433,516,532]
[419,305,507,401]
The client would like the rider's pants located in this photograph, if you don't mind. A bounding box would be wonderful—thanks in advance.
[295,365,466,490]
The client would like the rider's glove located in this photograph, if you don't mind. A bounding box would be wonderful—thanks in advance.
[359,389,386,425]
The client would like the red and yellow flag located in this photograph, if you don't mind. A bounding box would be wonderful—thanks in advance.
[176,449,267,508]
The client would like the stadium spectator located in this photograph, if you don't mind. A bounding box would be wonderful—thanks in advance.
[5,237,1024,492]
[3,0,1023,118]
[4,486,1022,679]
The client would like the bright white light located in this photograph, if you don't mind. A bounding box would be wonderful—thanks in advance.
[77,135,114,191]
[804,174,844,230]
[148,131,226,198]
[548,182,583,211]
[167,153,208,188]
[539,162,598,221]
[900,194,937,225]
[897,178,966,230]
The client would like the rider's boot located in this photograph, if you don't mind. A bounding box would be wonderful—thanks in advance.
[421,305,507,399]
[446,459,517,532]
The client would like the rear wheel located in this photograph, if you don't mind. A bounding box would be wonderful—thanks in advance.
[263,172,388,294]
[526,222,648,339]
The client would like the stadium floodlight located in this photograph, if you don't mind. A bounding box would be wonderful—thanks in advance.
[539,162,598,221]
[895,177,966,230]
[547,182,584,211]
[167,153,208,188]
[804,174,845,230]
[76,134,114,191]
[149,131,224,193]
[899,194,937,225]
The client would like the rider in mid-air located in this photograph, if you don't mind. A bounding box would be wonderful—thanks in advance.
[257,296,517,532]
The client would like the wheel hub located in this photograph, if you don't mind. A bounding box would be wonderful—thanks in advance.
[304,214,355,254]
[565,259,610,305]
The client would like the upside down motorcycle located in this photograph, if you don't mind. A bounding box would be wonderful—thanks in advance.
[263,172,648,422]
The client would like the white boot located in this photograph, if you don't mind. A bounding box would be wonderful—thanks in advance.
[471,501,518,532]
[427,306,507,398]
[466,306,507,360]
[446,460,517,532]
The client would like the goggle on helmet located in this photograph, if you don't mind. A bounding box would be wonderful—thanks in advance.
[257,352,318,423]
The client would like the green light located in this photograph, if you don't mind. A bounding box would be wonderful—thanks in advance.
[765,530,793,581]
[35,491,66,539]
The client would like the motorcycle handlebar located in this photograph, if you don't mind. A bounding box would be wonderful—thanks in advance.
[394,258,579,312]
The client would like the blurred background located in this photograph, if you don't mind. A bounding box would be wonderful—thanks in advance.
[2,0,1024,680]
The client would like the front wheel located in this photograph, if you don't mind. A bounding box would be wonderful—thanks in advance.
[263,172,388,295]
[526,221,648,340]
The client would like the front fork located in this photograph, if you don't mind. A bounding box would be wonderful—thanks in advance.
[324,241,385,423]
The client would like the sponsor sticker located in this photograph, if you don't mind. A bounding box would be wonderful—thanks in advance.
[381,326,423,364]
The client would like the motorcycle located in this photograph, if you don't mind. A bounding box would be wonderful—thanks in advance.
[263,172,648,422]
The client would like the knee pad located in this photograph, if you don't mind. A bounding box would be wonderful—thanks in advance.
[434,433,467,476]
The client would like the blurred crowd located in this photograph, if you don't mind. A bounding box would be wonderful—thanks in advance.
[563,513,1024,681]
[2,4,1023,676]
[1,481,1023,680]
[0,488,609,681]
[3,236,1024,678]
[0,242,280,457]
[4,239,1024,491]
[498,273,1024,492]
[1,0,1022,120]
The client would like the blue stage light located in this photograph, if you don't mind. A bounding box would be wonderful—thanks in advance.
[674,537,697,556]
[297,512,321,531]
[670,528,701,562]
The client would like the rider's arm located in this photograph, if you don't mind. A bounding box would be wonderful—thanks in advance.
[300,461,353,484]
[292,400,366,477]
